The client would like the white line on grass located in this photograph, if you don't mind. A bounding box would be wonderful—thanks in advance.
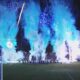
[66,72,74,80]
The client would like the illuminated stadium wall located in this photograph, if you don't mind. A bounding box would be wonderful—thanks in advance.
[0,0,80,63]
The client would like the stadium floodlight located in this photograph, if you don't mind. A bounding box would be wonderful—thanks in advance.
[6,39,13,49]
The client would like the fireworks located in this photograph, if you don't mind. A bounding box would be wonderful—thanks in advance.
[0,0,80,63]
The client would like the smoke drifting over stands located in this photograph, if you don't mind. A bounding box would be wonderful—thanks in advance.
[0,0,80,63]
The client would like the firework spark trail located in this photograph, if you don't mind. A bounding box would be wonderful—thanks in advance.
[17,2,25,26]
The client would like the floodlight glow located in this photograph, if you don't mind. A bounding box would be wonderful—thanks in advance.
[6,40,13,49]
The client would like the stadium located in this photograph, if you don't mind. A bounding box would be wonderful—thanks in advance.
[0,0,80,80]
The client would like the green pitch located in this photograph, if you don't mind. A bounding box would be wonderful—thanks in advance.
[3,62,80,80]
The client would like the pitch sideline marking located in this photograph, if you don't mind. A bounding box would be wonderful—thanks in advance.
[66,72,74,80]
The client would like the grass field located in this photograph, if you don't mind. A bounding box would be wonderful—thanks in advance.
[3,62,80,80]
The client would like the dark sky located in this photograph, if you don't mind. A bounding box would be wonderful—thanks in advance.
[72,0,80,30]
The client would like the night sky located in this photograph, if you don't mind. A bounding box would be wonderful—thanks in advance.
[72,0,80,30]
